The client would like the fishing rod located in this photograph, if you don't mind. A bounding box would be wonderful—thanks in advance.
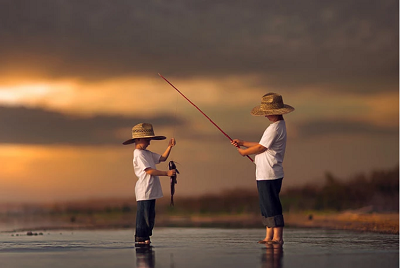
[158,73,254,163]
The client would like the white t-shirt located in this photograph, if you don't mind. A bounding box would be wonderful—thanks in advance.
[133,149,163,201]
[254,120,287,180]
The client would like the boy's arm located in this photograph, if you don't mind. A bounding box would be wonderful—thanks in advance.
[231,139,260,148]
[238,144,267,156]
[145,168,176,177]
[159,138,176,162]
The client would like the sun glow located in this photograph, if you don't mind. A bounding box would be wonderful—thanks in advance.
[0,76,265,117]
[0,81,75,107]
[0,145,133,202]
[0,84,49,103]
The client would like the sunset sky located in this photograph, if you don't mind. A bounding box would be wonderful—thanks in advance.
[0,0,398,203]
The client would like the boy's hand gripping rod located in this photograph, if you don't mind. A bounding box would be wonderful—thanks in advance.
[158,73,254,163]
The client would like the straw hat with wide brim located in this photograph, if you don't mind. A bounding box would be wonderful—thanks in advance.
[251,93,295,116]
[122,123,166,145]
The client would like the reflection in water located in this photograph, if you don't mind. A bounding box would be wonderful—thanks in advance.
[0,228,398,268]
[261,244,283,268]
[135,245,155,268]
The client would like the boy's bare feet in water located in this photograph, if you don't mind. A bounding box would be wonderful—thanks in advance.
[268,240,284,245]
[135,240,151,245]
[258,239,272,244]
[258,227,284,245]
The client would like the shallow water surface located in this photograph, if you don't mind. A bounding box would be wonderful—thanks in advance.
[0,228,398,268]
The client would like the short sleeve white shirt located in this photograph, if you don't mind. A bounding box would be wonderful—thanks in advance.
[133,149,163,201]
[254,120,287,180]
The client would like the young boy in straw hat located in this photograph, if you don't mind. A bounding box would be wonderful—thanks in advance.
[123,123,177,245]
[231,93,294,246]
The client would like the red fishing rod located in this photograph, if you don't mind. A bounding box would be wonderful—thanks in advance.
[158,73,254,163]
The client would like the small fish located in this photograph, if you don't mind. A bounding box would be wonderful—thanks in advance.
[168,161,179,206]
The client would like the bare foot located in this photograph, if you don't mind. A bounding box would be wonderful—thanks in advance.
[257,239,272,244]
[136,240,151,245]
[268,240,284,245]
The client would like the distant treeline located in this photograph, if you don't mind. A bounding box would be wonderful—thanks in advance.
[282,166,399,212]
[160,166,399,214]
[47,166,398,216]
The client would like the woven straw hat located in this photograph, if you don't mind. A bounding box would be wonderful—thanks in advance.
[122,123,166,145]
[251,93,295,116]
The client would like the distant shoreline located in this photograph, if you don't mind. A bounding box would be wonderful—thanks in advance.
[2,212,398,235]
[284,212,399,234]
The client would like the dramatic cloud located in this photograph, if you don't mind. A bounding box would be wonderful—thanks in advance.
[0,105,184,144]
[0,0,397,92]
[297,120,399,138]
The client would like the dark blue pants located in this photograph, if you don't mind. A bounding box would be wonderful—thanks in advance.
[257,179,284,227]
[135,199,156,242]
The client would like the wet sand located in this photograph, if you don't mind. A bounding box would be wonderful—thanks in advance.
[0,228,398,268]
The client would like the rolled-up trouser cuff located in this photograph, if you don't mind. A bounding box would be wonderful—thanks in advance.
[135,236,150,242]
[262,214,285,227]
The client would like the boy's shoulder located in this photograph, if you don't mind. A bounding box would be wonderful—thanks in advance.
[134,148,150,155]
[134,149,156,158]
[269,120,286,130]
[263,121,286,136]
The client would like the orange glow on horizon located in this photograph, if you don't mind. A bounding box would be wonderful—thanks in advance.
[1,76,397,130]
[0,145,135,202]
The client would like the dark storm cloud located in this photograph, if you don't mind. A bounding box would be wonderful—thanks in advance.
[0,105,244,145]
[297,120,399,138]
[0,105,184,145]
[0,0,397,92]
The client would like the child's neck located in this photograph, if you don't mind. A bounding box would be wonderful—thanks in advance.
[271,115,284,122]
[135,144,146,150]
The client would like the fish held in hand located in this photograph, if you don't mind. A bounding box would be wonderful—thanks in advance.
[168,161,179,206]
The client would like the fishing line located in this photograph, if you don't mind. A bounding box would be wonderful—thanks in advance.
[172,89,179,139]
